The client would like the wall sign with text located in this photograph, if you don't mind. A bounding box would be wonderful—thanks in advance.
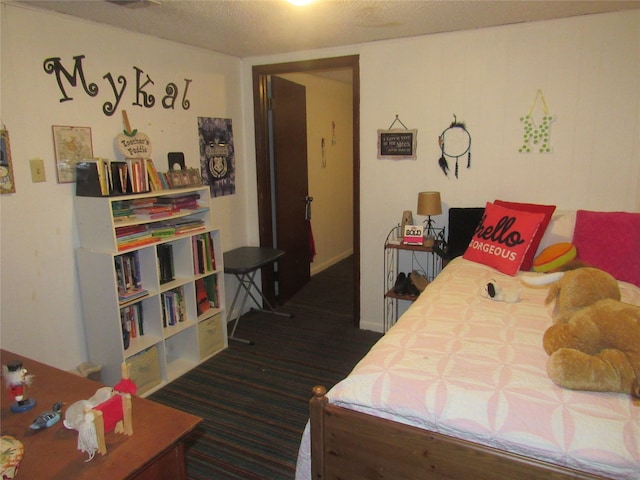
[43,55,192,117]
[403,224,424,245]
[377,129,417,160]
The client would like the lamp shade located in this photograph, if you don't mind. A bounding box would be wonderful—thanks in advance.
[417,191,442,216]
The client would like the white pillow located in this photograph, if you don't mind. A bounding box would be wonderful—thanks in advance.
[535,211,576,256]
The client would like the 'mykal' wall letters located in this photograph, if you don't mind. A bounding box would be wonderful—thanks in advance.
[43,55,192,117]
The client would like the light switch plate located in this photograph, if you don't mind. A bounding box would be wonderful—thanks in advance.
[30,158,46,182]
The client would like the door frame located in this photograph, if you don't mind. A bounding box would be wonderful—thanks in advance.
[252,55,361,326]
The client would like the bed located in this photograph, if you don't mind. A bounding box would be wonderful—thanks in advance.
[295,206,640,480]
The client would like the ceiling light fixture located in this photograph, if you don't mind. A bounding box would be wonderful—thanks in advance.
[286,0,315,6]
[106,0,160,8]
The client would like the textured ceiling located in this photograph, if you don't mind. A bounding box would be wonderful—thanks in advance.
[18,0,640,58]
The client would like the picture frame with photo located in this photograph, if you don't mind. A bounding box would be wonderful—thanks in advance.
[0,129,16,194]
[52,125,93,183]
[167,168,202,189]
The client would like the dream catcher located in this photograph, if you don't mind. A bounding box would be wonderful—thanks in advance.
[438,115,471,178]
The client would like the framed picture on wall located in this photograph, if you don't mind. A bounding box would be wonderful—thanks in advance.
[0,129,16,194]
[377,129,417,160]
[52,125,94,183]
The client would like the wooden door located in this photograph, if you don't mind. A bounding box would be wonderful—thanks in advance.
[252,55,360,325]
[271,75,310,302]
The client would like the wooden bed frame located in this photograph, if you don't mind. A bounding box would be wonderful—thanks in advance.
[309,385,606,480]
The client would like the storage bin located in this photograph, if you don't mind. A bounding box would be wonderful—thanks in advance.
[198,314,225,359]
[126,345,161,395]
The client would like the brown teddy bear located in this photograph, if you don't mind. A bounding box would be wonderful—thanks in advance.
[541,268,640,398]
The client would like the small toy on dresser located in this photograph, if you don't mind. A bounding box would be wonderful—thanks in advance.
[63,363,136,461]
[3,360,36,413]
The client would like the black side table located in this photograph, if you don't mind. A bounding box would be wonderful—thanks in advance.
[224,246,293,344]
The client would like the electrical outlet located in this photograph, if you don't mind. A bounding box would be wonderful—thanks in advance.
[30,158,46,182]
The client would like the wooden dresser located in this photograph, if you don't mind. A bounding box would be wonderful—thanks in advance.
[0,350,201,480]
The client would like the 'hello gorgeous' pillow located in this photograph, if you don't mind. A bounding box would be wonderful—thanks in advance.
[493,200,556,270]
[463,202,545,275]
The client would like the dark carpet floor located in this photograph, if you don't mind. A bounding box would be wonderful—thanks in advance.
[150,256,382,479]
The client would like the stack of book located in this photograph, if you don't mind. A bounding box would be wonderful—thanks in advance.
[193,232,216,274]
[132,203,178,220]
[115,252,149,303]
[157,192,201,210]
[115,224,155,251]
[161,287,185,327]
[120,303,144,347]
[171,219,206,235]
[148,223,176,238]
[112,201,137,223]
[77,158,188,197]
[127,158,150,193]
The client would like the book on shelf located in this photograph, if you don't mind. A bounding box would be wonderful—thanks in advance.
[111,161,129,193]
[77,158,189,196]
[118,287,149,303]
[149,224,176,238]
[116,225,155,251]
[203,275,219,309]
[132,204,179,219]
[76,159,111,196]
[117,237,157,251]
[126,158,150,193]
[157,243,175,284]
[115,252,149,302]
[146,159,165,191]
[157,192,201,209]
[116,224,147,237]
[131,197,157,208]
[192,232,216,274]
[161,287,185,327]
[195,278,210,316]
[112,201,137,222]
[120,303,144,347]
[115,251,142,292]
[171,219,206,235]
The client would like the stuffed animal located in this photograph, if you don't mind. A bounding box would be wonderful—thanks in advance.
[539,268,640,398]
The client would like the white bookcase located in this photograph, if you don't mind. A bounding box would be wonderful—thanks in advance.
[74,186,227,396]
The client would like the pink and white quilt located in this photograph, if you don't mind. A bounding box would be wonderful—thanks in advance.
[296,257,640,479]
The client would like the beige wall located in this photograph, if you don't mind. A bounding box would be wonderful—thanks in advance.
[243,10,640,332]
[0,3,246,368]
[1,4,638,371]
[278,72,353,275]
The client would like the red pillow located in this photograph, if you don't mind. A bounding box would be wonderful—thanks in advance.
[493,200,556,271]
[572,210,640,287]
[463,202,545,275]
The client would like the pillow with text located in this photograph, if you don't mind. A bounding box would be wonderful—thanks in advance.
[464,202,545,275]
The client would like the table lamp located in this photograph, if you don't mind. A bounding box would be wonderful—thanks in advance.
[417,191,442,246]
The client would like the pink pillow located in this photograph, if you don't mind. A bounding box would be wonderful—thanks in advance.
[464,202,545,275]
[494,200,556,270]
[572,210,640,287]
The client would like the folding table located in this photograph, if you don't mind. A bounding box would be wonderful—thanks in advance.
[223,246,293,344]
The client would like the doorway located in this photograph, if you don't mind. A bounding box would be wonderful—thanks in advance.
[252,55,360,327]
